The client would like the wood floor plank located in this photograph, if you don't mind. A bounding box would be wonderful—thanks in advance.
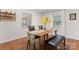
[0,36,79,50]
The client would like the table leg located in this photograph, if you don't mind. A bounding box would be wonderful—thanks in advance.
[41,36,44,49]
[43,35,45,49]
[44,34,48,49]
[39,37,41,49]
[64,38,65,50]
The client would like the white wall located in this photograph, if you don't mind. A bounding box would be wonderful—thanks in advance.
[65,10,79,40]
[1,9,79,43]
[43,10,79,40]
[0,9,42,43]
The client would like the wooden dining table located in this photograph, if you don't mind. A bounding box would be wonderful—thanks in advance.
[29,29,55,36]
[28,29,56,49]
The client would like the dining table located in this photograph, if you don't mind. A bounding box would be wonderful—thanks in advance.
[27,29,56,50]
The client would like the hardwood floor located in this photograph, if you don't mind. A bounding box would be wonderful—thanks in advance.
[0,37,79,50]
[65,38,79,50]
[0,37,28,50]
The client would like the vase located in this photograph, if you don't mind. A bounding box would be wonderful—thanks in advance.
[43,25,46,31]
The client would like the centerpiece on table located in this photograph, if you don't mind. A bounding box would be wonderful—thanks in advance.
[42,16,48,30]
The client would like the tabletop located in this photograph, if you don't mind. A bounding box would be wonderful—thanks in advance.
[28,29,56,36]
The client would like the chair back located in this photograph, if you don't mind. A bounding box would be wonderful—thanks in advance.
[38,25,43,30]
[55,30,57,36]
[28,26,35,31]
[27,32,36,43]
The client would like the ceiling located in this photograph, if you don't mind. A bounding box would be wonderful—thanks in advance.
[31,9,63,13]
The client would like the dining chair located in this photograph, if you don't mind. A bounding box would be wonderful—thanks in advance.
[28,26,40,39]
[28,26,35,31]
[27,32,36,50]
[38,25,43,30]
[27,32,41,50]
[45,30,65,50]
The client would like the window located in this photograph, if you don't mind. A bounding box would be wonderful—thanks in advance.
[53,16,61,27]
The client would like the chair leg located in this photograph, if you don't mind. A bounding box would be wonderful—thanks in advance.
[61,38,66,50]
[27,40,30,50]
[27,40,29,50]
[33,43,36,50]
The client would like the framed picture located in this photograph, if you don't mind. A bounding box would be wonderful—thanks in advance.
[69,13,76,20]
[22,12,32,29]
[0,9,16,22]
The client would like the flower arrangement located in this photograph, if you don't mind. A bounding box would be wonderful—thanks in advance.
[42,16,48,30]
